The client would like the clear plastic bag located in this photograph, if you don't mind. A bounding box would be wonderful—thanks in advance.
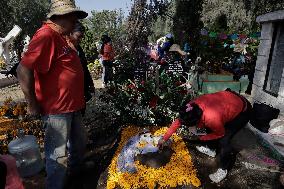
[117,133,163,173]
[117,135,140,173]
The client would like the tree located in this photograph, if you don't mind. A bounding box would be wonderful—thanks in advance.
[0,0,49,57]
[81,9,126,62]
[149,1,175,43]
[201,0,253,33]
[243,0,284,30]
[201,0,284,34]
[126,0,169,62]
[173,0,203,46]
[0,0,14,36]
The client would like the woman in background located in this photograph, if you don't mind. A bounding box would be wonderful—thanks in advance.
[100,34,115,87]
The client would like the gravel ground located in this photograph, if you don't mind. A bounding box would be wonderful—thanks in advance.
[0,84,25,104]
[0,80,103,104]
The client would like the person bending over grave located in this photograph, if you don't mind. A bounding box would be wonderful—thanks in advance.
[158,89,252,183]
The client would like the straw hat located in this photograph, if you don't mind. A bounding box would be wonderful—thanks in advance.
[169,44,187,56]
[47,0,88,19]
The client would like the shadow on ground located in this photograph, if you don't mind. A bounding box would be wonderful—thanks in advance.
[187,128,283,189]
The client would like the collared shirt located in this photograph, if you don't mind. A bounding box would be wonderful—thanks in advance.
[21,22,85,115]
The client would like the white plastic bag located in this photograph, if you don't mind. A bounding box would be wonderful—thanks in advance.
[117,133,163,173]
[269,119,284,135]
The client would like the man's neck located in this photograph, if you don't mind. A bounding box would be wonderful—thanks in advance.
[46,19,66,35]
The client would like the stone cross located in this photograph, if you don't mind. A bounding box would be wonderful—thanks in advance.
[0,25,22,69]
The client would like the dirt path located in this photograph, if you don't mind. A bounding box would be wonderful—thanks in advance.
[0,80,103,105]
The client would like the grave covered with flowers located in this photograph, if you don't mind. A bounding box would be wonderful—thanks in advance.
[106,126,201,189]
[100,71,192,127]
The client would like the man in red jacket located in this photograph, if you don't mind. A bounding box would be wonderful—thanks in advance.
[158,89,252,183]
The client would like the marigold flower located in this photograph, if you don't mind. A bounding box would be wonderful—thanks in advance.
[106,126,201,189]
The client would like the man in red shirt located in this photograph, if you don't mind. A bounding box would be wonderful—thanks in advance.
[16,1,88,188]
[158,89,252,183]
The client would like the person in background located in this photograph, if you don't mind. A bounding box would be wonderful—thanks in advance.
[183,36,192,68]
[69,21,95,104]
[16,0,88,188]
[158,33,174,59]
[184,37,191,55]
[158,89,252,183]
[100,34,115,87]
[245,53,256,95]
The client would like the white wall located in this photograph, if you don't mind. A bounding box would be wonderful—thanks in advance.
[252,22,284,117]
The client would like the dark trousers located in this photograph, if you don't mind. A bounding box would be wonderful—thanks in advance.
[0,161,7,189]
[102,60,113,84]
[202,103,252,170]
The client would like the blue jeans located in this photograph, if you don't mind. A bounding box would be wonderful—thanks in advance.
[43,111,87,189]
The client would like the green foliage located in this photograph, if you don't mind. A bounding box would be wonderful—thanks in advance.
[202,0,284,33]
[198,36,235,73]
[126,0,170,63]
[112,53,136,84]
[80,26,99,62]
[0,0,49,57]
[243,0,284,30]
[202,0,253,33]
[173,0,203,46]
[101,72,191,126]
[149,1,175,43]
[80,10,126,62]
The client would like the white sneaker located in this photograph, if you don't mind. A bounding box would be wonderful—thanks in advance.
[209,168,228,183]
[196,145,216,157]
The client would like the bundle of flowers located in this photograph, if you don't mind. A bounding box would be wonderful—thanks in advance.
[107,126,201,189]
[88,59,103,79]
[101,71,192,126]
[0,97,27,118]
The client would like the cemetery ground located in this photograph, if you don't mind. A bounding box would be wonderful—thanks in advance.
[0,81,283,189]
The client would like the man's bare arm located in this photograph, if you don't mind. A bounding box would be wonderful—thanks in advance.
[17,64,40,115]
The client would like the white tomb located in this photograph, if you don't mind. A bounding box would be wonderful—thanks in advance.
[248,10,284,158]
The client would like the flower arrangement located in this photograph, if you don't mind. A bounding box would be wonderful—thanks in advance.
[101,71,192,127]
[0,98,27,118]
[0,97,13,116]
[107,126,201,189]
[88,59,103,79]
[198,33,259,74]
[12,102,27,117]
